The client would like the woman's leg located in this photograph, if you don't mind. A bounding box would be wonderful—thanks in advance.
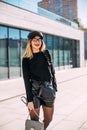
[29,96,41,120]
[42,106,54,130]
[29,107,40,121]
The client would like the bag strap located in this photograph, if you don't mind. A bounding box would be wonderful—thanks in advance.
[21,96,43,122]
[21,96,27,105]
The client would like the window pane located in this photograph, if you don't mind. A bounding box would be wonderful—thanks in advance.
[76,40,80,67]
[71,40,80,68]
[21,30,29,75]
[46,35,53,58]
[59,38,64,69]
[0,26,8,80]
[64,39,70,68]
[53,36,59,67]
[21,30,29,56]
[9,28,20,77]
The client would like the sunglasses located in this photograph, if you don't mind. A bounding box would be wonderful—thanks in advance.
[32,38,42,43]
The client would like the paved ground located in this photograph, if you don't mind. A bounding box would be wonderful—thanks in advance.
[0,67,87,130]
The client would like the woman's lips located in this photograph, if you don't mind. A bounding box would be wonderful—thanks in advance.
[34,44,39,47]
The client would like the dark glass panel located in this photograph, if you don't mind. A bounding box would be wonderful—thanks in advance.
[84,32,87,65]
[21,30,29,56]
[71,40,77,67]
[20,30,29,75]
[0,26,8,79]
[9,28,20,77]
[76,40,80,67]
[63,39,70,68]
[58,37,64,69]
[53,36,59,67]
[46,35,53,58]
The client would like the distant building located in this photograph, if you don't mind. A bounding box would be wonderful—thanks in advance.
[38,0,77,21]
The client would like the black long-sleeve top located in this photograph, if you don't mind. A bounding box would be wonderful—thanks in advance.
[22,52,52,102]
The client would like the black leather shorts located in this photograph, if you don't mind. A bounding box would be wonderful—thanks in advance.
[31,80,56,108]
[33,96,55,108]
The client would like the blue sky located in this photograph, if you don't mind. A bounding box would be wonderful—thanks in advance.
[78,0,87,28]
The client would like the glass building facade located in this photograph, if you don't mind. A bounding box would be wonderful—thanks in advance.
[0,25,80,80]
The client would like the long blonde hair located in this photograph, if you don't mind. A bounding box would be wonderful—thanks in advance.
[23,39,46,58]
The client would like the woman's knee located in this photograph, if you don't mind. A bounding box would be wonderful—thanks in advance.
[44,114,53,123]
[43,106,54,122]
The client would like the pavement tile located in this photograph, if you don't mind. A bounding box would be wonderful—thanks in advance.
[0,119,25,130]
[81,121,87,129]
[48,120,81,130]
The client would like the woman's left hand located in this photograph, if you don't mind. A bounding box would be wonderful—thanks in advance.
[27,101,34,111]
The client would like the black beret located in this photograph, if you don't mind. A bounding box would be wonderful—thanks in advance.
[28,31,43,40]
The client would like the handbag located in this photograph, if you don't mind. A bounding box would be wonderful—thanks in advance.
[21,96,44,130]
[25,119,44,130]
[25,111,44,130]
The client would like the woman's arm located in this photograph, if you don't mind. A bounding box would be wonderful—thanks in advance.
[22,58,33,102]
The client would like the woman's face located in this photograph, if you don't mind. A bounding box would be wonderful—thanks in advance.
[31,36,42,52]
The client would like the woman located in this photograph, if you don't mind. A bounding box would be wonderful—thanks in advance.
[22,31,57,130]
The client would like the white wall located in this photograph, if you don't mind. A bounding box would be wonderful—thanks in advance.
[0,1,84,67]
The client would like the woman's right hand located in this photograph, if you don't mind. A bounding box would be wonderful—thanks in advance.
[27,102,34,111]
